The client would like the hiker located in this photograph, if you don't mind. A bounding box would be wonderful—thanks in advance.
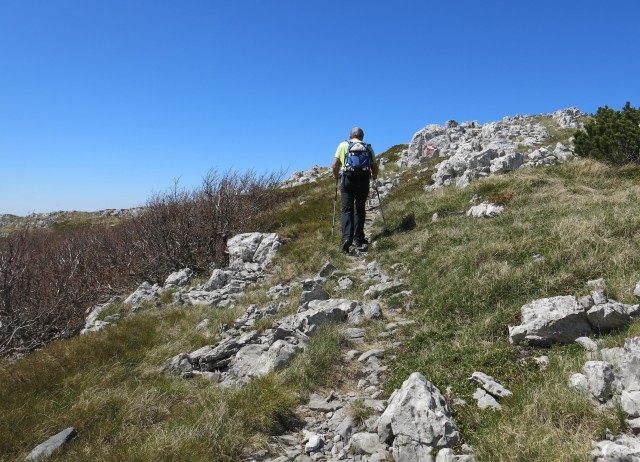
[332,127,379,253]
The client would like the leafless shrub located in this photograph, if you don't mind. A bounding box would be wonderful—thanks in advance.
[0,169,283,356]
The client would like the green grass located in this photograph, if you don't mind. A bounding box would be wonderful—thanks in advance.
[373,158,640,460]
[378,143,409,163]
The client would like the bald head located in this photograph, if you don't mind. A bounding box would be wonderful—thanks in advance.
[350,127,364,140]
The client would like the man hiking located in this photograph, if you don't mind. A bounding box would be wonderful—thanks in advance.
[332,127,379,253]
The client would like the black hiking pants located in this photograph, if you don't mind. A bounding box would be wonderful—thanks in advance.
[340,171,370,245]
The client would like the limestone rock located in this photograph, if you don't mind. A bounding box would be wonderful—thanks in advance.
[575,336,598,351]
[348,301,382,324]
[364,281,404,299]
[583,361,618,402]
[621,390,640,418]
[508,295,592,346]
[124,281,161,305]
[25,427,78,461]
[469,372,512,399]
[203,269,232,291]
[472,389,502,411]
[591,434,640,462]
[342,327,366,343]
[308,393,343,412]
[294,299,354,334]
[569,373,589,395]
[359,348,386,362]
[227,232,281,269]
[337,276,353,290]
[466,203,504,218]
[349,432,388,455]
[318,261,336,278]
[304,434,323,453]
[299,278,330,308]
[164,353,194,375]
[377,372,460,459]
[489,152,524,174]
[436,448,477,462]
[587,302,631,332]
[164,268,193,288]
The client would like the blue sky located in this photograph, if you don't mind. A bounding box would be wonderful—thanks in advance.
[1,1,639,215]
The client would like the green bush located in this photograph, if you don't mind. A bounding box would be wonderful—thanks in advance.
[574,102,640,164]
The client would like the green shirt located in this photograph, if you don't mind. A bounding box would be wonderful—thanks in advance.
[334,138,377,168]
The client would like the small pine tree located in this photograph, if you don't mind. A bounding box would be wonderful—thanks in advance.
[574,102,640,164]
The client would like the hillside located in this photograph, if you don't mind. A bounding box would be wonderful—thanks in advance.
[4,108,640,462]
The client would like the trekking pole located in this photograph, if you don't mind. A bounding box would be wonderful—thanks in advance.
[373,181,388,230]
[331,177,338,240]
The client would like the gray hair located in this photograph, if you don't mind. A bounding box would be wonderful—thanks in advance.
[350,127,364,140]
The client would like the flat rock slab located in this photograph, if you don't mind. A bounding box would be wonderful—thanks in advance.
[469,372,512,399]
[364,281,404,299]
[466,203,504,218]
[509,295,592,346]
[358,348,386,362]
[307,393,343,412]
[472,388,502,410]
[575,336,598,351]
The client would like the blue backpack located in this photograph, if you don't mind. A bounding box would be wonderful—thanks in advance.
[344,141,372,172]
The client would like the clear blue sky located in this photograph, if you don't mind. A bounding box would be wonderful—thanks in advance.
[1,1,639,216]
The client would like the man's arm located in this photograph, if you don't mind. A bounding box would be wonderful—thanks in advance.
[332,157,342,179]
[369,146,378,180]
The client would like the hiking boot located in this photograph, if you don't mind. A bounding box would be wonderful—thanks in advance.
[354,238,369,247]
[341,240,351,253]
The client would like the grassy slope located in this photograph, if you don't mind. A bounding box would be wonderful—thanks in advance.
[3,154,640,461]
[376,158,640,460]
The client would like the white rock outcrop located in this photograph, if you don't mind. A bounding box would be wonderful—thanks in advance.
[377,372,461,461]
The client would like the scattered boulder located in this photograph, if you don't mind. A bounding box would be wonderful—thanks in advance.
[591,434,640,462]
[124,281,161,305]
[304,433,324,453]
[377,372,461,460]
[318,261,336,278]
[25,427,78,461]
[299,278,330,309]
[569,373,590,395]
[227,232,281,269]
[472,389,502,411]
[364,281,404,299]
[587,302,631,332]
[469,372,512,399]
[509,295,592,346]
[164,268,193,289]
[575,337,598,352]
[349,432,388,455]
[582,361,618,402]
[308,393,343,412]
[466,202,504,218]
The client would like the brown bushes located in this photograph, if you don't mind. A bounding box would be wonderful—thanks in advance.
[0,170,283,356]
